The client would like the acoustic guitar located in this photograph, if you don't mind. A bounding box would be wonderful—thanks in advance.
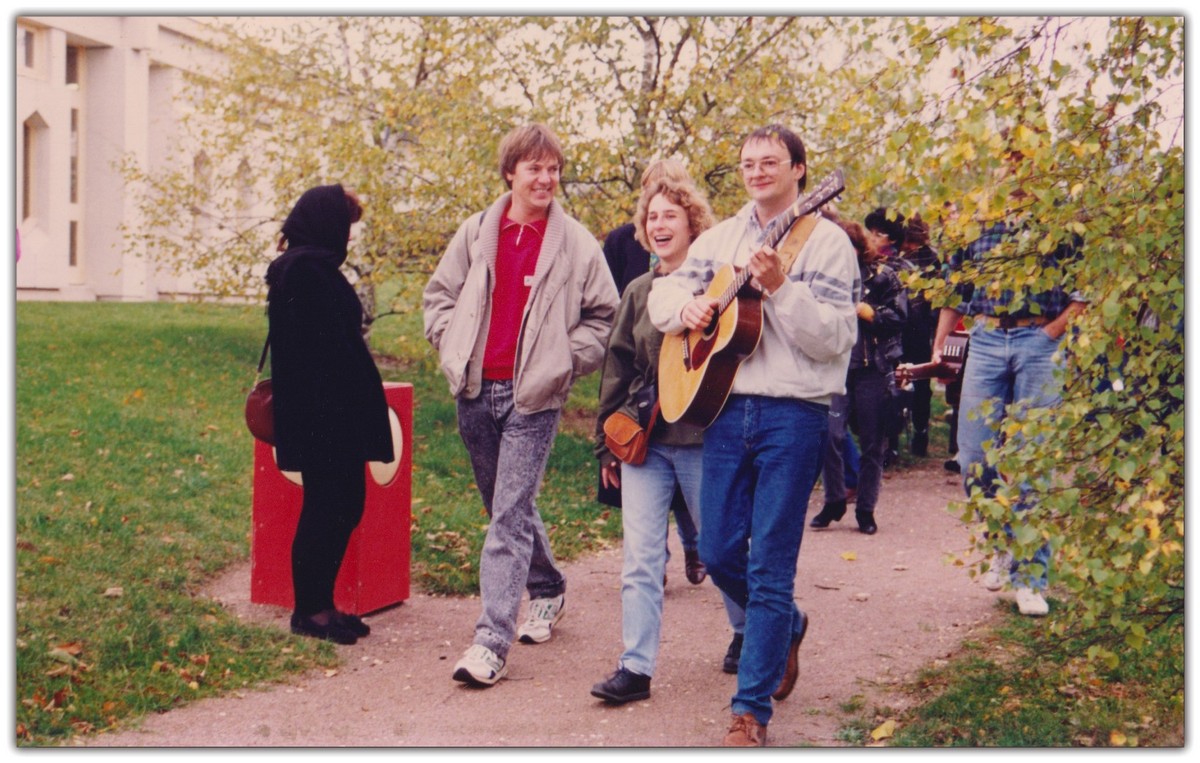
[895,330,970,387]
[657,170,846,428]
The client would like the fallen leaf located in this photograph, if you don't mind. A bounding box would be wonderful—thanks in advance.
[1110,730,1127,746]
[60,473,76,482]
[871,719,896,740]
[324,669,339,678]
[841,551,857,562]
[853,592,871,602]
[103,587,124,598]
[892,565,908,571]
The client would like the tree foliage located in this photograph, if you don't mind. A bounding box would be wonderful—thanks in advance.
[124,15,1184,664]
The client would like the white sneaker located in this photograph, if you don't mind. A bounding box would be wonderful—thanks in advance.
[517,594,565,644]
[982,551,1014,591]
[452,644,507,686]
[1015,587,1049,616]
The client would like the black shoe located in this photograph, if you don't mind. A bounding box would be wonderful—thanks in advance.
[290,612,358,645]
[684,548,707,585]
[856,511,877,535]
[723,633,744,674]
[334,611,370,637]
[809,499,847,528]
[591,667,651,705]
[911,430,929,457]
[944,458,960,473]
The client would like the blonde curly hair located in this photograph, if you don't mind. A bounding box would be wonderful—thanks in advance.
[634,179,715,252]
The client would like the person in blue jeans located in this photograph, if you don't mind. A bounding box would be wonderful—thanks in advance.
[600,158,710,587]
[590,177,746,705]
[648,125,858,746]
[933,212,1086,617]
[423,123,619,686]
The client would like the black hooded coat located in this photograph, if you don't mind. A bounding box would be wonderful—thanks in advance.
[265,184,394,472]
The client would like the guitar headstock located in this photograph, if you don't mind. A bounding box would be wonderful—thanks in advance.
[792,169,846,220]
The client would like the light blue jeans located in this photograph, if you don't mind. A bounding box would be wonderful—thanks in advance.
[957,324,1064,591]
[617,443,745,677]
[457,380,566,660]
[701,395,827,725]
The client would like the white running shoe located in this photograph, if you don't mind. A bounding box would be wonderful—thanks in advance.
[517,594,565,644]
[1015,587,1049,616]
[452,644,507,686]
[982,551,1014,591]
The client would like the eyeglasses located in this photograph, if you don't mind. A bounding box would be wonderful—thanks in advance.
[739,157,791,174]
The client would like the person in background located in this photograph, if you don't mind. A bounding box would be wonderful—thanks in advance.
[601,158,707,588]
[423,123,619,686]
[648,124,858,746]
[863,207,910,466]
[810,219,907,535]
[933,166,1087,617]
[898,214,940,456]
[266,184,394,646]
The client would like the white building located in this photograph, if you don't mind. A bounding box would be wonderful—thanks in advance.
[15,16,226,301]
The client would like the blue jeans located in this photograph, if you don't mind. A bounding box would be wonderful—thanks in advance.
[957,324,1063,591]
[700,395,828,725]
[617,443,704,677]
[457,380,566,659]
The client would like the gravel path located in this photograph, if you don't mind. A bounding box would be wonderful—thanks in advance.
[84,461,1003,748]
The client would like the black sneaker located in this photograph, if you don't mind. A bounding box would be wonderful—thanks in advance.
[722,633,744,674]
[590,667,651,704]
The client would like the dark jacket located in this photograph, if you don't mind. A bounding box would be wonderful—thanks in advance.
[266,184,393,472]
[851,260,907,374]
[602,222,652,296]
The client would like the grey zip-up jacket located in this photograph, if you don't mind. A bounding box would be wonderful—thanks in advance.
[423,192,619,414]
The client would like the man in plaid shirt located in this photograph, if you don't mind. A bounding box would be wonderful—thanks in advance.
[932,217,1086,616]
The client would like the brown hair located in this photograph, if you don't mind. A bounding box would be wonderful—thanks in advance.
[639,158,691,189]
[837,219,874,266]
[634,179,715,252]
[498,123,565,188]
[344,187,363,224]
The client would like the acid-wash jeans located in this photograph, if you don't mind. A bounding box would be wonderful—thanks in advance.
[700,395,828,725]
[956,323,1063,591]
[457,379,566,660]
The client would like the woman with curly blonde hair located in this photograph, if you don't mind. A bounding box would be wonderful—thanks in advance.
[590,178,742,705]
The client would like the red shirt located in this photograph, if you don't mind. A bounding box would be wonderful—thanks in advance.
[482,211,546,380]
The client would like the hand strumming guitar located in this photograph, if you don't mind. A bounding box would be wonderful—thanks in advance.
[681,296,719,331]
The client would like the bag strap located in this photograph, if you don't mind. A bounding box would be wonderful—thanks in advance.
[253,333,270,385]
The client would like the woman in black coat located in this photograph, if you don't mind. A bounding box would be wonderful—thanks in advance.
[266,184,394,645]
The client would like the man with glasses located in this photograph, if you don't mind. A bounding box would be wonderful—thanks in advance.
[648,124,859,745]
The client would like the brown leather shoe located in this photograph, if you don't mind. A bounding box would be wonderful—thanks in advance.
[772,609,809,700]
[723,712,767,747]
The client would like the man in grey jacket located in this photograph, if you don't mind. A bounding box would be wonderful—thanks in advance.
[423,123,618,687]
[648,124,858,745]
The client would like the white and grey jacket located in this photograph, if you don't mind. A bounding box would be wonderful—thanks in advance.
[423,192,619,414]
